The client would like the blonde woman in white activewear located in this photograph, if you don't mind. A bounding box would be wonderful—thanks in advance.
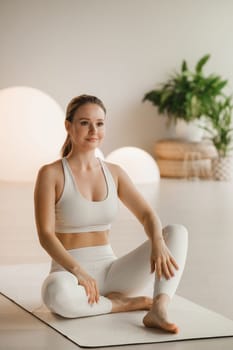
[34,94,188,334]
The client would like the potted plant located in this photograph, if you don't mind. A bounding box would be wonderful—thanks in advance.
[143,54,228,141]
[202,95,233,180]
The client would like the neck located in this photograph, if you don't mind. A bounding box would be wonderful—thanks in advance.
[66,150,99,171]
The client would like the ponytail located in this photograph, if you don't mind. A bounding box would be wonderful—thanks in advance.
[61,134,72,157]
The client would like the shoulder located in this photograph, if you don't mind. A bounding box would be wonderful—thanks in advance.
[102,160,124,176]
[102,160,133,187]
[36,159,63,184]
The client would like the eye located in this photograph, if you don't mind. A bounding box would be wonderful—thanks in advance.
[80,120,89,126]
[97,121,104,127]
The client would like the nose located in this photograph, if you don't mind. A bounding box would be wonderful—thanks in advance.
[89,123,97,133]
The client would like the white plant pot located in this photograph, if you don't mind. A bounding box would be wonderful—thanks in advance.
[174,119,204,142]
[212,157,233,181]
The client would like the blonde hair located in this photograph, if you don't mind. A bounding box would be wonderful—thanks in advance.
[61,94,106,157]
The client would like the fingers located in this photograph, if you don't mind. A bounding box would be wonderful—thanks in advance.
[156,258,171,280]
[156,259,171,280]
[170,256,179,270]
[87,280,99,305]
[82,281,92,303]
[155,256,179,280]
[87,281,94,304]
[80,278,99,305]
[150,259,155,273]
[156,258,162,280]
[167,260,175,277]
[94,281,100,303]
[161,259,172,279]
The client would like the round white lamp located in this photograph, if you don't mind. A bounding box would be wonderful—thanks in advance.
[0,86,66,182]
[106,147,160,184]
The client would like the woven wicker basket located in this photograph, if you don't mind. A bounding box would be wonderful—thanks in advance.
[212,157,233,181]
[157,159,212,178]
[154,139,216,179]
[154,139,217,160]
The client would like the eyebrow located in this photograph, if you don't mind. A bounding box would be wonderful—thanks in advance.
[78,117,105,121]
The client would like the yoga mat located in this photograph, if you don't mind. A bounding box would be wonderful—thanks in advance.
[1,263,233,348]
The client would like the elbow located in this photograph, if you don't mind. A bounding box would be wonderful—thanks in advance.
[38,230,55,249]
[39,236,48,249]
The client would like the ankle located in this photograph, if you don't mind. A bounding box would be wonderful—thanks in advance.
[153,293,170,308]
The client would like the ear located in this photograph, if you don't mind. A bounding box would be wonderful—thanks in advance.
[65,120,71,133]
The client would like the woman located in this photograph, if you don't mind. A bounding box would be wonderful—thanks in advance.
[34,94,188,334]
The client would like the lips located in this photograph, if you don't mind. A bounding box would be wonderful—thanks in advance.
[86,138,98,142]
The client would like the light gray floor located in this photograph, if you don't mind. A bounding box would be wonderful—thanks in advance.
[1,179,233,349]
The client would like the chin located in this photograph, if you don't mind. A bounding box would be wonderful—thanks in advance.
[85,142,100,150]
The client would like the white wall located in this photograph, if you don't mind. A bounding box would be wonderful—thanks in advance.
[1,0,233,156]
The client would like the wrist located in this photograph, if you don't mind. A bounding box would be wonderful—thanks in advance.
[71,265,82,276]
[151,235,164,244]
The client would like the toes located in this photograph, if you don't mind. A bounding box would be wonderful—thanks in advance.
[143,312,179,334]
[166,323,179,333]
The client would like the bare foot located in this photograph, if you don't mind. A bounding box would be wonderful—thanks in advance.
[143,295,179,334]
[106,292,153,313]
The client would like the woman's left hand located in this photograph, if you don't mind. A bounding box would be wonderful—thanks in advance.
[150,238,179,280]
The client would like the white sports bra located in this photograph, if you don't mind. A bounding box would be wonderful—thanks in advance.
[55,158,118,233]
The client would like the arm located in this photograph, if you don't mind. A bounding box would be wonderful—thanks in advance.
[34,164,99,303]
[115,164,179,280]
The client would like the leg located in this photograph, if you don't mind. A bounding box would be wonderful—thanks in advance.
[105,225,187,297]
[103,239,154,313]
[104,224,188,332]
[42,270,112,318]
[143,224,188,333]
[104,239,153,295]
[153,224,188,299]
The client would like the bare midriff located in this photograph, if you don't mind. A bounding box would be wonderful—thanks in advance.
[55,230,110,250]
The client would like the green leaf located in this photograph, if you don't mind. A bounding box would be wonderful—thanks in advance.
[142,54,231,137]
[214,80,228,92]
[195,54,210,73]
[199,125,215,135]
[181,60,188,72]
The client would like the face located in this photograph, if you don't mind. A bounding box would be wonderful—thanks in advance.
[65,103,106,151]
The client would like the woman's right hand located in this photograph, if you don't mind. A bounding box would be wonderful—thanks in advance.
[74,266,100,305]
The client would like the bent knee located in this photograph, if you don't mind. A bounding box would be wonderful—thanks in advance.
[42,272,82,317]
[163,224,188,238]
[42,271,76,300]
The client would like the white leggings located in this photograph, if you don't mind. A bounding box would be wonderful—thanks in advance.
[42,224,188,318]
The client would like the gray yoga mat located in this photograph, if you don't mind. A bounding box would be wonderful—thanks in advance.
[1,263,233,348]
